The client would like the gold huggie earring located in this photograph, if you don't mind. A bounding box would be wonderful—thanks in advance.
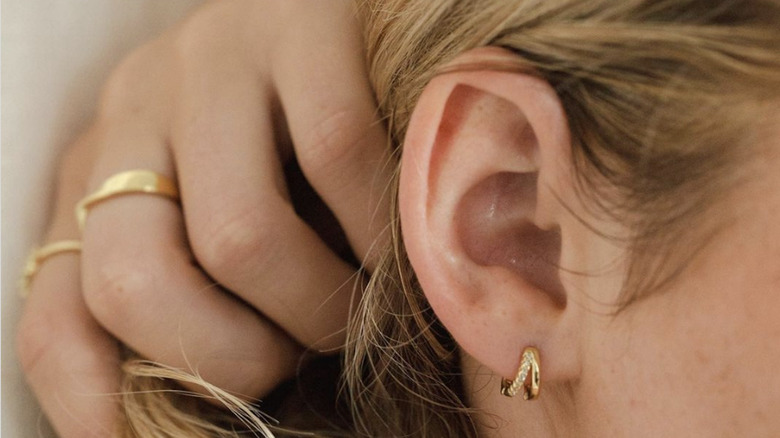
[500,346,540,400]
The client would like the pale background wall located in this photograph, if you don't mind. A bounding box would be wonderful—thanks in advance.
[2,1,201,435]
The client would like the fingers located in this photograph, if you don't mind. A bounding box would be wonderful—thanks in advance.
[79,36,305,400]
[17,132,121,438]
[82,201,303,398]
[80,116,303,399]
[18,256,121,438]
[271,0,394,269]
[170,47,361,351]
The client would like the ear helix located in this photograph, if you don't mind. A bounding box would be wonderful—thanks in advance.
[500,346,541,400]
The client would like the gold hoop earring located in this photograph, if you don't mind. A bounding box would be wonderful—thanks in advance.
[500,346,540,400]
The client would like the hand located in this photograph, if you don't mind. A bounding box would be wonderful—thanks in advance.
[16,0,392,436]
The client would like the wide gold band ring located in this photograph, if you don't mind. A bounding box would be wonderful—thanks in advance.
[75,169,179,232]
[20,240,83,297]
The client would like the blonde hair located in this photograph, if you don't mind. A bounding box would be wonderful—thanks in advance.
[118,0,780,436]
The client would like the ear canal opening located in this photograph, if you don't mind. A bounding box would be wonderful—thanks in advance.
[455,171,566,306]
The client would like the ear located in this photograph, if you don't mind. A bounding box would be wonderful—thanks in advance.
[400,48,581,383]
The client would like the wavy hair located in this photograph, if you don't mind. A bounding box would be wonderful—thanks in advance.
[118,0,780,436]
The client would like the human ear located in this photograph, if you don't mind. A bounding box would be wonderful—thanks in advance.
[399,48,581,383]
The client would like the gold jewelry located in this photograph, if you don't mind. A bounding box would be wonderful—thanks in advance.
[500,346,540,400]
[75,170,179,231]
[19,240,83,297]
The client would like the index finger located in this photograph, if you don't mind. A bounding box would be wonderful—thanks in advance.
[271,0,394,270]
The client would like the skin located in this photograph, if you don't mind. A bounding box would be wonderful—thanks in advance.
[19,5,779,437]
[400,49,780,437]
[16,1,391,436]
[464,137,780,436]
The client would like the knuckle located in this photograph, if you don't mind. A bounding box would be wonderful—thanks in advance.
[191,204,281,281]
[171,16,210,61]
[297,109,368,181]
[83,259,158,331]
[172,0,246,61]
[101,46,154,106]
[99,40,172,119]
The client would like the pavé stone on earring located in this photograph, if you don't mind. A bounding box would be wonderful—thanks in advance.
[500,346,540,400]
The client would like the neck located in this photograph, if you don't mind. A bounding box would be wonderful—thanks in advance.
[461,352,578,437]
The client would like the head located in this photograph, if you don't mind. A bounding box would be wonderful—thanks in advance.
[115,1,780,436]
[347,0,780,436]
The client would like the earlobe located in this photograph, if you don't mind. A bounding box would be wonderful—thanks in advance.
[399,48,580,384]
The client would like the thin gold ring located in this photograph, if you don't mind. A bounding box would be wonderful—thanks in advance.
[19,240,83,298]
[75,169,179,232]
